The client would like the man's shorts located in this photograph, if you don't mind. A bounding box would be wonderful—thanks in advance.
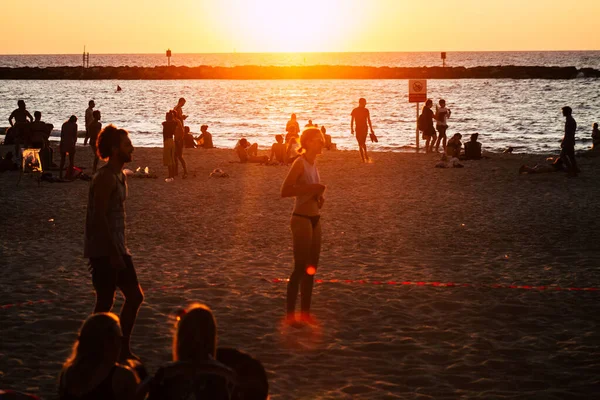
[163,138,175,166]
[89,255,139,293]
[355,129,368,145]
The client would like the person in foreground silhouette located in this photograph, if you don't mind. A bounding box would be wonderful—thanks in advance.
[560,106,578,177]
[351,98,375,162]
[58,313,139,400]
[281,128,326,325]
[145,303,234,400]
[84,125,143,361]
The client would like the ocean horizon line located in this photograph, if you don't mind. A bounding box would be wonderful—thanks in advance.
[2,49,600,56]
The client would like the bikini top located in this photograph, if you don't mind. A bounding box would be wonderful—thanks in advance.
[295,156,320,209]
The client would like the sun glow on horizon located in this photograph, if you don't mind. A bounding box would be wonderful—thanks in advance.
[207,0,367,53]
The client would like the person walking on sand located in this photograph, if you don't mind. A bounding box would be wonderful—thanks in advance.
[419,99,437,153]
[434,99,451,152]
[350,98,375,162]
[560,106,578,176]
[59,115,78,179]
[84,125,143,361]
[84,100,95,146]
[281,127,326,326]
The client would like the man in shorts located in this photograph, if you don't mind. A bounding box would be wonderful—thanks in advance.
[350,98,375,162]
[84,124,143,361]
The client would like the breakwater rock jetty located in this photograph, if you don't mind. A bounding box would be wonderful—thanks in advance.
[1,65,598,80]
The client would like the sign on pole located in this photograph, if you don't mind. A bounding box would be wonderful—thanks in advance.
[409,79,427,152]
[408,79,427,103]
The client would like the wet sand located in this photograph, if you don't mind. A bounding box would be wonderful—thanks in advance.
[1,146,599,399]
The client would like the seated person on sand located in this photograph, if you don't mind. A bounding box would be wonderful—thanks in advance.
[196,125,215,148]
[592,123,600,152]
[519,157,566,174]
[285,135,300,163]
[183,126,197,149]
[445,133,463,158]
[464,133,482,160]
[143,303,236,400]
[270,134,287,163]
[59,313,140,400]
[321,126,334,150]
[0,152,19,172]
[236,138,268,163]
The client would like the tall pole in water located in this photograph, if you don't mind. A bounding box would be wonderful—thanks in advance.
[83,45,86,68]
[166,49,172,67]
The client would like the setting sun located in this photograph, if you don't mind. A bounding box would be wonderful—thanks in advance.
[208,0,364,52]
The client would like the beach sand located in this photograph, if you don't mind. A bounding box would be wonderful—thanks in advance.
[1,145,599,399]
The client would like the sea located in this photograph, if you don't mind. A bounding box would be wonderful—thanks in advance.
[1,51,599,153]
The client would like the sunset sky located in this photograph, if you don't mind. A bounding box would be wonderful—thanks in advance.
[2,0,599,54]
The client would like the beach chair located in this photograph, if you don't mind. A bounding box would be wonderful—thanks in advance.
[16,148,43,187]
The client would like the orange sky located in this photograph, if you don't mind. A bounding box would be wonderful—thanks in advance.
[2,0,599,54]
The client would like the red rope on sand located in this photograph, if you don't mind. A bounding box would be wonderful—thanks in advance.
[2,280,599,311]
[270,278,600,292]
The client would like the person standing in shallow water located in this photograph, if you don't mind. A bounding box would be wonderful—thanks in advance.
[84,125,144,361]
[350,98,375,162]
[560,106,578,176]
[281,127,326,325]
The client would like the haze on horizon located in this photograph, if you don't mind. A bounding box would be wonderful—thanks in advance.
[2,0,599,54]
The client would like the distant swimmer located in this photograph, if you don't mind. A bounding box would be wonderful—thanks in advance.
[117,85,122,92]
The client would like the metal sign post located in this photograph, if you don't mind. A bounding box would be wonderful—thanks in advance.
[408,79,427,153]
[166,49,172,66]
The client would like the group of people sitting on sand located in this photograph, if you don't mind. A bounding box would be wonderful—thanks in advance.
[233,114,335,164]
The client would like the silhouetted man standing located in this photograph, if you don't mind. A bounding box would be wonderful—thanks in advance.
[561,106,578,176]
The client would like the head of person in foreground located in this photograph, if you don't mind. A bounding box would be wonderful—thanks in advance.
[96,125,134,163]
[173,303,218,362]
[297,127,325,156]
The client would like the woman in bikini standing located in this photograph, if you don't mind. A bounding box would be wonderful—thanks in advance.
[281,127,326,325]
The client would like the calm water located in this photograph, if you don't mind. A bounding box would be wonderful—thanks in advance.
[1,51,600,69]
[1,79,598,153]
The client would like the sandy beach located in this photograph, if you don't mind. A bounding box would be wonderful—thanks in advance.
[1,145,600,399]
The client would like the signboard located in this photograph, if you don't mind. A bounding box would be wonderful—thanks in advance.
[409,79,427,103]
